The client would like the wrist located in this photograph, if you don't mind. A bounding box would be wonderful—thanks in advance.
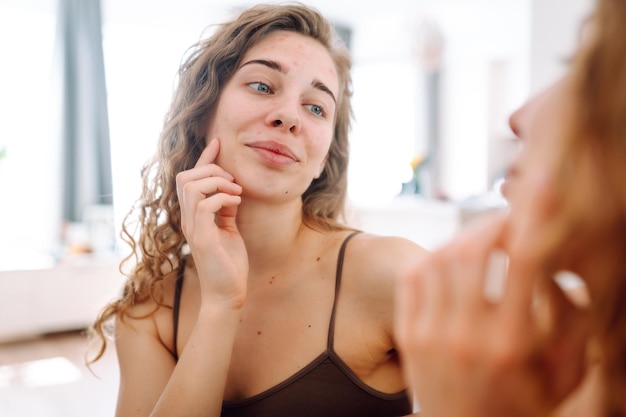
[198,294,245,318]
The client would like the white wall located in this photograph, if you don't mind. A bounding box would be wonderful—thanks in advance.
[0,0,598,270]
[0,3,60,270]
[411,0,531,200]
[530,0,594,94]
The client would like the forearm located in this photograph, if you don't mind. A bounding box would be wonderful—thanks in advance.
[149,304,241,417]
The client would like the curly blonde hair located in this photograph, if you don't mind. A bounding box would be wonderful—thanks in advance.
[88,3,353,363]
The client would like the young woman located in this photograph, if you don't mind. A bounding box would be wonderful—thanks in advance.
[90,4,425,417]
[395,0,626,415]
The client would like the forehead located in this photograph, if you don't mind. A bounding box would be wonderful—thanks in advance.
[241,31,339,94]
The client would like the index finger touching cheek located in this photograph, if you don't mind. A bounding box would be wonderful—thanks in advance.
[195,138,221,168]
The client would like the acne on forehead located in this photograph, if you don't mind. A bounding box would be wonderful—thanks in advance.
[244,33,339,95]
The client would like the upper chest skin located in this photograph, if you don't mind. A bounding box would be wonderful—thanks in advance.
[155,232,405,401]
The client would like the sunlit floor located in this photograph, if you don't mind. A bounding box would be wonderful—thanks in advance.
[0,330,119,417]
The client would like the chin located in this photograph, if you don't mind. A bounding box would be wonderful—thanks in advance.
[500,179,512,201]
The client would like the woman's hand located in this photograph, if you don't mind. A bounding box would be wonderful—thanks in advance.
[394,213,589,417]
[176,138,248,309]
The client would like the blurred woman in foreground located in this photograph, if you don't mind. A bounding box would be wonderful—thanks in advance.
[395,0,626,415]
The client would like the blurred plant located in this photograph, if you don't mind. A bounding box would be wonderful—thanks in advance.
[401,154,429,195]
[0,146,6,161]
[410,154,427,181]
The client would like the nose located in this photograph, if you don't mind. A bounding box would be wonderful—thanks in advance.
[508,105,525,139]
[508,84,552,141]
[266,97,301,135]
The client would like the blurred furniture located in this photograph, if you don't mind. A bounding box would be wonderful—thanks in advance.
[349,195,506,250]
[0,257,123,342]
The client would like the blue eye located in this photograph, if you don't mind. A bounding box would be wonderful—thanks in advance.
[249,82,271,93]
[305,104,324,116]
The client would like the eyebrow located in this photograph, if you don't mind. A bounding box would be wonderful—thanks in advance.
[240,59,337,104]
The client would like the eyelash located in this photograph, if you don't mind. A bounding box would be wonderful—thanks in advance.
[247,81,327,117]
[249,81,271,94]
[304,104,324,117]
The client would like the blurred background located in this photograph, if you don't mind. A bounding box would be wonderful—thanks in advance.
[0,0,592,414]
[0,0,593,341]
[0,0,593,339]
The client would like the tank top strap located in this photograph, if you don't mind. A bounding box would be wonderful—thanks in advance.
[327,231,361,350]
[172,257,187,360]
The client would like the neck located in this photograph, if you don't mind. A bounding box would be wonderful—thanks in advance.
[570,235,626,311]
[236,198,309,272]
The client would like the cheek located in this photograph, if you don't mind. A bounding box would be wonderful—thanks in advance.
[572,156,618,239]
[311,137,332,170]
[506,157,562,258]
[207,113,231,140]
[316,128,334,156]
[207,93,244,139]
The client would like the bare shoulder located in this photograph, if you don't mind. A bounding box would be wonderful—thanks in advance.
[348,233,429,279]
[114,292,161,348]
[342,233,428,308]
[115,275,179,356]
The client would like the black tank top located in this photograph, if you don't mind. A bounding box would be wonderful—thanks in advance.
[172,232,412,417]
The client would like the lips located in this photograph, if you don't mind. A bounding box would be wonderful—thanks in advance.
[500,165,519,198]
[246,140,300,162]
[506,165,518,179]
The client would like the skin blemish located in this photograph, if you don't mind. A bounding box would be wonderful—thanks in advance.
[257,331,262,335]
[308,325,311,328]
[269,276,276,284]
[316,257,320,261]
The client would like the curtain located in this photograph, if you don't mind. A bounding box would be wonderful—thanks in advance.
[57,0,113,223]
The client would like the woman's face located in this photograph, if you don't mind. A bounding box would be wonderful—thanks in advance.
[207,30,338,203]
[502,77,574,259]
[504,73,618,273]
